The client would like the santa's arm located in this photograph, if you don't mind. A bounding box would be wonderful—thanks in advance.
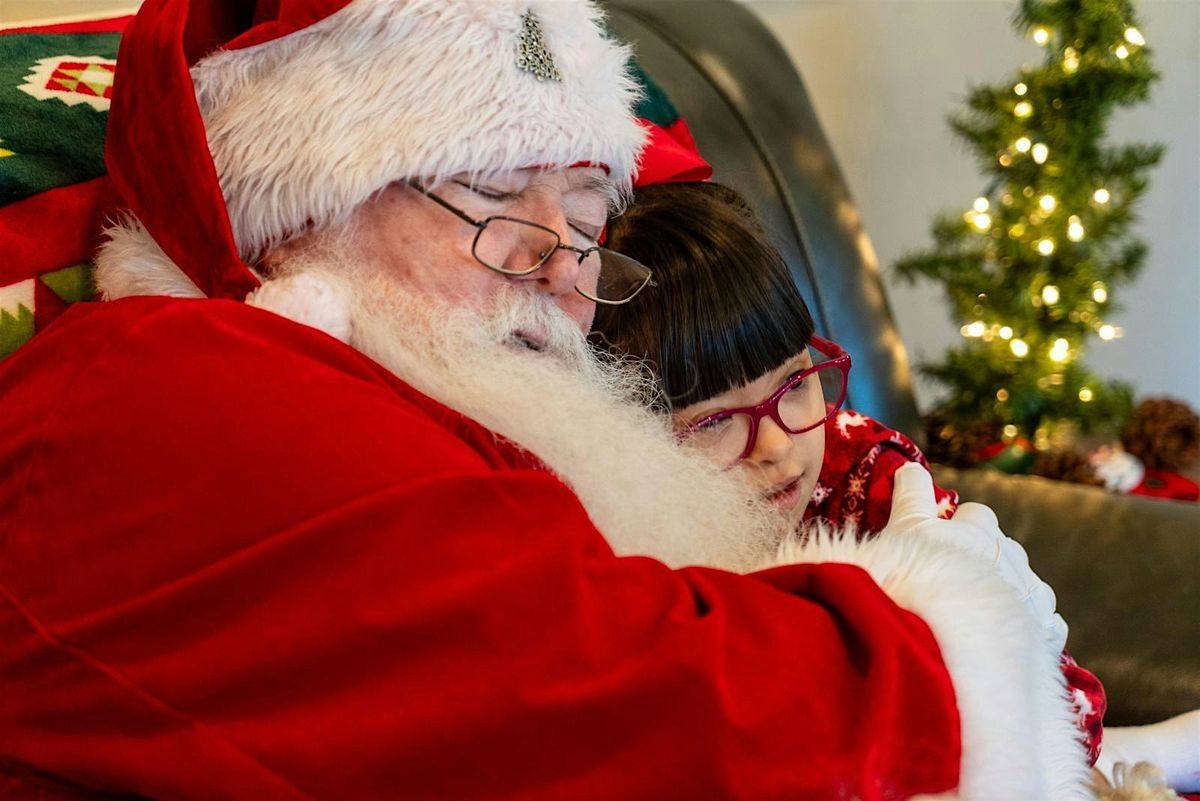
[4,457,1094,800]
[2,461,967,800]
[0,305,1076,798]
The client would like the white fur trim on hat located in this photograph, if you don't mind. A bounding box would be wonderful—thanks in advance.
[767,527,1093,800]
[191,0,645,263]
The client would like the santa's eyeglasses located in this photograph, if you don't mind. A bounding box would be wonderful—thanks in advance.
[412,184,655,305]
[677,336,852,467]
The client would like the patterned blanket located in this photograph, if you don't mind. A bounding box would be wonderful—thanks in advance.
[0,16,131,359]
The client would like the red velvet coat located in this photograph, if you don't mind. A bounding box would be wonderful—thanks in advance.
[0,298,963,800]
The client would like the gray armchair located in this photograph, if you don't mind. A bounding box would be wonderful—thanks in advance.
[604,0,1200,726]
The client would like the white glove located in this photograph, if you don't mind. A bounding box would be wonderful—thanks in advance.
[882,463,1069,653]
[1098,710,1200,793]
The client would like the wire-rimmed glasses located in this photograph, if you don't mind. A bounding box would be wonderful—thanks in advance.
[677,336,852,467]
[412,184,655,305]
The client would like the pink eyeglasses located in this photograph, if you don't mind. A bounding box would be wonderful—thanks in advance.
[677,336,851,466]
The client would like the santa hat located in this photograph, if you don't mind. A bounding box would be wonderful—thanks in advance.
[98,0,646,303]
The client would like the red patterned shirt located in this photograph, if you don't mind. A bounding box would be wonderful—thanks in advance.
[804,409,1105,764]
[804,410,957,533]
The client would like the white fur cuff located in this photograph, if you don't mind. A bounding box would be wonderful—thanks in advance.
[770,529,1093,800]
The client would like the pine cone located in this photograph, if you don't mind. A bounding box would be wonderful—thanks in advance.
[1121,397,1200,471]
[924,414,1002,467]
[1031,448,1104,487]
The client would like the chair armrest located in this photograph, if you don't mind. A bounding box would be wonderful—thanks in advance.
[933,465,1200,726]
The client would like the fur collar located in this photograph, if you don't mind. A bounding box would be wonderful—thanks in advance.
[96,220,351,343]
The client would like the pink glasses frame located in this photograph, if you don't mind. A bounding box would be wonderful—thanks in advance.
[680,336,852,463]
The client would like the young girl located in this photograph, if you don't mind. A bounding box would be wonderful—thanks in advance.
[593,180,957,536]
[592,178,1107,765]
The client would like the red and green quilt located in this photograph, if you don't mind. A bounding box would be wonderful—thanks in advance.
[0,15,131,359]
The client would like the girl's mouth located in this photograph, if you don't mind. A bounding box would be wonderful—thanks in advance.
[764,476,804,512]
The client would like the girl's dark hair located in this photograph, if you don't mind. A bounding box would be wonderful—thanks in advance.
[593,181,815,410]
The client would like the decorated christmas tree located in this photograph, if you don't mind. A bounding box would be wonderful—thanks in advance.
[896,0,1163,465]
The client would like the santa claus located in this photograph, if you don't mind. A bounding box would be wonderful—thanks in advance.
[0,1,1092,799]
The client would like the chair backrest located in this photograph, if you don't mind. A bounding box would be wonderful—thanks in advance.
[604,0,923,441]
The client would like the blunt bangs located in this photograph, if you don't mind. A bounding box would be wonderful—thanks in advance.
[594,182,815,411]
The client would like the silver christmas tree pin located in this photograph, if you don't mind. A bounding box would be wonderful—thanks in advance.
[516,10,562,82]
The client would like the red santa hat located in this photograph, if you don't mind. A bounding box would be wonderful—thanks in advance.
[99,0,646,302]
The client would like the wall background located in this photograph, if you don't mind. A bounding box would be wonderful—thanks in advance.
[745,0,1200,413]
[4,0,1198,412]
[0,1,136,26]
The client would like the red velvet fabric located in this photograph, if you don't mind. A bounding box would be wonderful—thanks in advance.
[106,1,260,301]
[0,177,119,286]
[0,298,961,800]
[222,0,355,54]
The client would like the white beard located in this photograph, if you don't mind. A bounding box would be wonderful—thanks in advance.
[263,245,787,572]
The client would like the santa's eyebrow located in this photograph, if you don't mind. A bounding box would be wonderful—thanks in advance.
[577,173,626,215]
